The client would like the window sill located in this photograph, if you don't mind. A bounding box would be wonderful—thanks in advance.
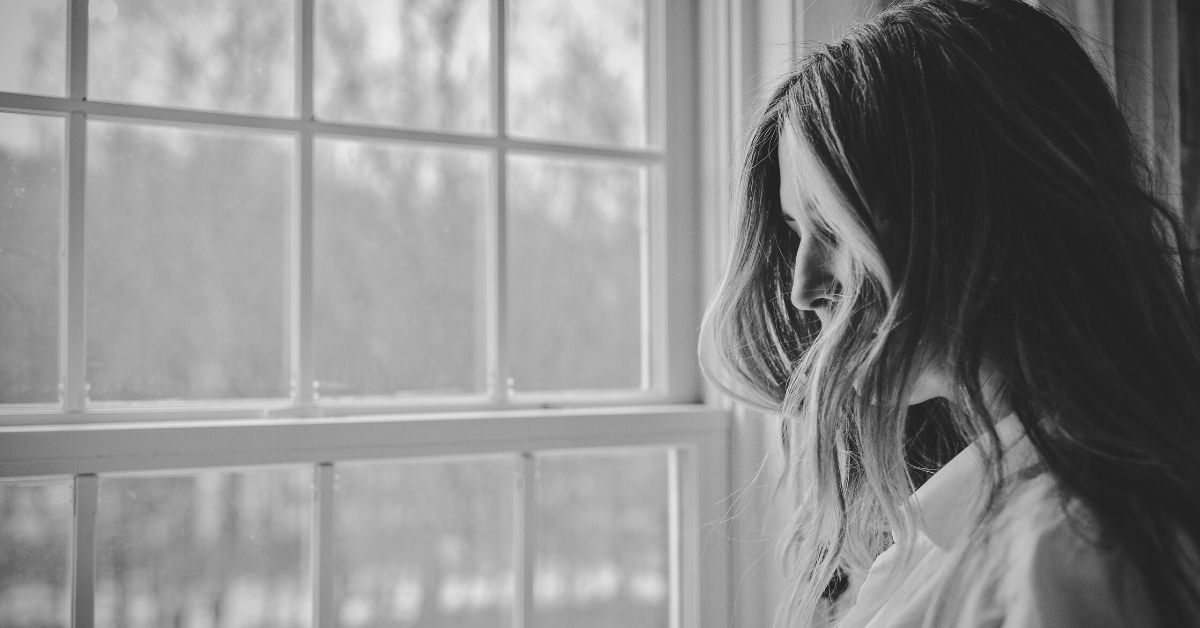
[0,404,730,478]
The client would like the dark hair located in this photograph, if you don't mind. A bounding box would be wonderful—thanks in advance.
[700,0,1200,623]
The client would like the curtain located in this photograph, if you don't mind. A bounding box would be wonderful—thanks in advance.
[1040,0,1183,210]
[1181,2,1199,238]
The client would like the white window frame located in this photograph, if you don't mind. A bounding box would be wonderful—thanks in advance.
[0,0,742,627]
[0,406,731,628]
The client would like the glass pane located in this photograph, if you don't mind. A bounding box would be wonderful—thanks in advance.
[88,0,295,116]
[315,139,488,397]
[0,112,63,404]
[0,480,72,628]
[508,155,645,392]
[535,449,670,628]
[508,0,647,147]
[86,121,291,402]
[315,0,490,133]
[334,457,515,628]
[0,0,66,96]
[95,469,312,628]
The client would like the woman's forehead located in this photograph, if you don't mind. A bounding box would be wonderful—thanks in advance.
[777,132,806,215]
[776,126,839,214]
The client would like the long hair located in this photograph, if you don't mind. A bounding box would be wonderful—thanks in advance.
[700,0,1200,624]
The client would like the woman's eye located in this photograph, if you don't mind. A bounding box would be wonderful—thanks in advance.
[818,226,839,247]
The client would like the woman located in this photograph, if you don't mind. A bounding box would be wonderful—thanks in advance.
[700,0,1200,625]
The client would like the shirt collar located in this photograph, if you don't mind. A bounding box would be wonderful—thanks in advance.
[905,413,1042,549]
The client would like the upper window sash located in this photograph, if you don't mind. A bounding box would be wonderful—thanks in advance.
[0,0,703,422]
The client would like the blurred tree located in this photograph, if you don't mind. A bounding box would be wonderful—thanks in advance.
[0,483,71,627]
[0,115,60,403]
[536,451,669,628]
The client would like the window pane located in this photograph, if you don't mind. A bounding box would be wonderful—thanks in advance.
[95,469,312,628]
[316,0,490,133]
[0,480,72,628]
[535,449,670,628]
[508,0,647,147]
[86,121,291,402]
[334,457,515,628]
[88,0,295,116]
[0,0,66,97]
[508,155,645,392]
[0,112,63,404]
[315,139,488,397]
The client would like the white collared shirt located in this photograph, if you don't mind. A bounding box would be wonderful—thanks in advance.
[836,414,1159,627]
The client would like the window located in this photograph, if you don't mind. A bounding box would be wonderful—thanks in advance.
[0,0,691,411]
[0,1,731,628]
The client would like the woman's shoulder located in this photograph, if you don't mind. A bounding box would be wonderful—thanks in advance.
[979,471,1162,627]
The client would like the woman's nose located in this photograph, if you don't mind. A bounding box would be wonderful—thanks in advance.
[790,237,835,311]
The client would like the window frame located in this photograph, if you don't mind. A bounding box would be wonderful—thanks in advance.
[0,0,738,627]
[0,406,730,628]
